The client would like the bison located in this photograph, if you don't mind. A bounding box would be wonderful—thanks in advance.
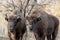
[26,8,59,40]
[5,10,26,40]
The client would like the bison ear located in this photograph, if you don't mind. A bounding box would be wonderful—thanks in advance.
[5,14,8,21]
[36,17,41,21]
[5,17,8,21]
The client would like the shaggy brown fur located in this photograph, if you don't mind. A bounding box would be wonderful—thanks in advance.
[5,11,26,40]
[27,8,59,40]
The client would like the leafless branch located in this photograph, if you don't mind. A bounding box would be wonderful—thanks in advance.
[22,0,26,6]
[7,0,17,8]
[19,0,23,13]
[24,0,30,10]
[28,5,34,15]
[19,0,22,8]
[11,0,15,9]
[24,0,30,17]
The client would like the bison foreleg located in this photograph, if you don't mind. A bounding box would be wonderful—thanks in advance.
[8,32,16,40]
[52,26,58,40]
[47,34,52,40]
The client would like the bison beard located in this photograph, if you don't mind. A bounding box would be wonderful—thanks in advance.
[28,10,59,40]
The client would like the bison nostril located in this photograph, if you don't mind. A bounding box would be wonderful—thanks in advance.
[10,29,14,32]
[10,28,14,32]
[9,26,15,32]
[30,27,32,31]
[28,25,32,31]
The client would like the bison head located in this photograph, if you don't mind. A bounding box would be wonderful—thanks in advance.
[5,10,21,32]
[26,10,41,25]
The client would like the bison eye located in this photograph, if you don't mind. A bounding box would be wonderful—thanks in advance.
[33,17,41,23]
[14,18,21,26]
[17,18,21,22]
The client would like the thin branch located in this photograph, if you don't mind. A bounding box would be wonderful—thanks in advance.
[1,0,12,8]
[24,0,30,10]
[28,5,34,15]
[7,0,17,8]
[19,0,22,8]
[19,0,23,13]
[1,4,9,8]
[1,3,12,12]
[23,1,25,5]
[24,0,30,17]
[11,0,15,9]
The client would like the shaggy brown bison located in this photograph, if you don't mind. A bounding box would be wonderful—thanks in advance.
[5,11,26,40]
[26,8,59,40]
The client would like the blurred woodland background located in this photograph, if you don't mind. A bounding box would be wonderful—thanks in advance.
[0,0,60,40]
